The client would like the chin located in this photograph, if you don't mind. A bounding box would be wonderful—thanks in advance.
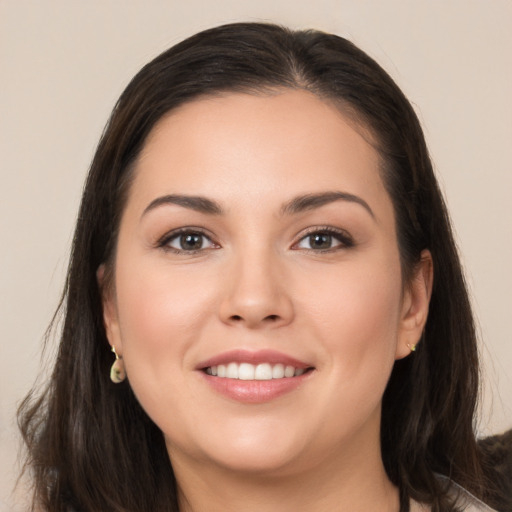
[204,443,305,476]
[168,419,312,477]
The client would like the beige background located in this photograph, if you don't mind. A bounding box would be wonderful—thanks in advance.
[1,1,511,509]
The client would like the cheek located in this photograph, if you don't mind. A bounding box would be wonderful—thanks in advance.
[290,257,404,442]
[114,258,215,380]
[112,258,222,443]
[298,255,403,375]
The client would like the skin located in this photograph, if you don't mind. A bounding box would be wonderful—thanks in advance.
[101,90,432,512]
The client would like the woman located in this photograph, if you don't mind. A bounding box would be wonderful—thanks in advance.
[18,23,505,511]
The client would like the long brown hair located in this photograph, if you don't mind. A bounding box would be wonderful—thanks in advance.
[18,22,494,511]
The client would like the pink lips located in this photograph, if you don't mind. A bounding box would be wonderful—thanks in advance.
[196,349,314,404]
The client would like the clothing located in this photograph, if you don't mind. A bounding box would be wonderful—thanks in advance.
[409,476,499,512]
[447,480,499,512]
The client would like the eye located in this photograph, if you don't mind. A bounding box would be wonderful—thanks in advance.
[159,229,218,253]
[294,228,354,251]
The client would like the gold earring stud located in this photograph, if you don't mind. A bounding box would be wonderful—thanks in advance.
[407,343,416,352]
[110,346,126,383]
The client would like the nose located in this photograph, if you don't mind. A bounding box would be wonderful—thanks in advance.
[219,250,294,329]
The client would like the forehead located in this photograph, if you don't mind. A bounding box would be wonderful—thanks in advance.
[129,90,390,216]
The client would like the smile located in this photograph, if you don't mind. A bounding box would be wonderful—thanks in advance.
[205,362,307,380]
[197,350,315,403]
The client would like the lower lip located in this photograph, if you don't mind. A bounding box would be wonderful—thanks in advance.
[199,371,313,403]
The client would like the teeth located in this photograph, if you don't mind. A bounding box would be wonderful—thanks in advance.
[226,362,238,379]
[239,363,255,380]
[254,363,272,380]
[272,363,284,379]
[206,362,308,380]
[284,365,295,378]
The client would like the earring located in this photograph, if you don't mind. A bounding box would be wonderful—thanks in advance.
[407,343,417,352]
[110,346,126,383]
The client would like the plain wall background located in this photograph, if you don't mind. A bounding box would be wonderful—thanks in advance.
[1,1,511,509]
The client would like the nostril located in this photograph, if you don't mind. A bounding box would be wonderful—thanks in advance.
[228,314,280,323]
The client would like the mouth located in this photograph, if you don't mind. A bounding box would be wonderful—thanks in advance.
[197,350,315,403]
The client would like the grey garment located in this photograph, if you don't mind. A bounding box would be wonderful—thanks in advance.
[451,486,498,512]
[411,477,499,512]
[441,477,498,512]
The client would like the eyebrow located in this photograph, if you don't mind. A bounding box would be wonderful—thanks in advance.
[141,190,374,219]
[142,194,224,217]
[281,191,375,219]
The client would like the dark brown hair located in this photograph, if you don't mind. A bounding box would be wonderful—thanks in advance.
[18,22,496,511]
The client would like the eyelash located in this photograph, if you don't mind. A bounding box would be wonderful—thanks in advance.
[156,226,354,255]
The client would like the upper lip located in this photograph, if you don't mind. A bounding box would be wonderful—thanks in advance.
[196,349,313,370]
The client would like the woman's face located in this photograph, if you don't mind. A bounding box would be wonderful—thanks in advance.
[102,90,430,476]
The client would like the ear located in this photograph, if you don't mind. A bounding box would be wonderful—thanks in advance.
[395,250,433,360]
[97,264,123,355]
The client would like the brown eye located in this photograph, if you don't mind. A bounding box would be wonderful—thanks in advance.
[164,231,216,252]
[179,233,204,250]
[308,233,333,249]
[295,229,354,251]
